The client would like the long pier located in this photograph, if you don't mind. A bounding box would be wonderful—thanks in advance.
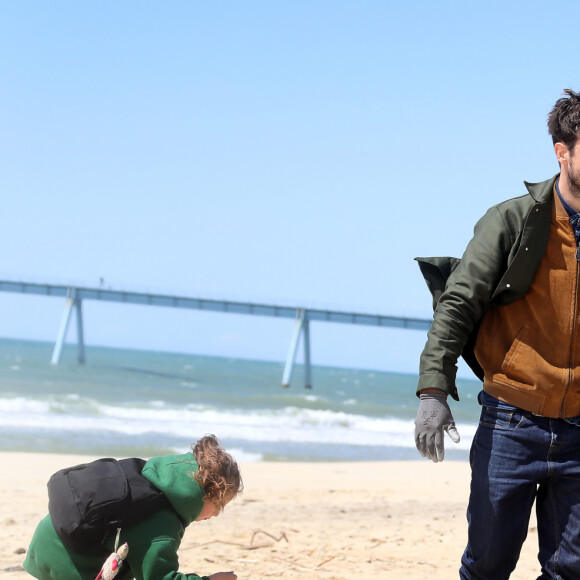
[0,279,432,388]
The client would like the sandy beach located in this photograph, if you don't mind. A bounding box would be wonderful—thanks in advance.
[0,453,540,579]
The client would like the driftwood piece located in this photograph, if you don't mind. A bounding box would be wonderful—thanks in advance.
[183,529,289,551]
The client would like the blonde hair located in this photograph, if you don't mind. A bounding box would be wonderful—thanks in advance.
[192,434,243,510]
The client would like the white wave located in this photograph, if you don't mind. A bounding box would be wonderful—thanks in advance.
[211,447,262,463]
[0,396,52,414]
[0,396,474,451]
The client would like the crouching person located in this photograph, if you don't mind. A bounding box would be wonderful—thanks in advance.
[24,434,243,580]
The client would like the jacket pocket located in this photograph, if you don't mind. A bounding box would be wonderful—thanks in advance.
[498,325,567,390]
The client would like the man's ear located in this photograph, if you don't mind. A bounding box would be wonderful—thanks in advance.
[555,141,570,165]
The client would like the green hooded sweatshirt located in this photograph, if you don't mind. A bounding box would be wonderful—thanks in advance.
[23,452,211,580]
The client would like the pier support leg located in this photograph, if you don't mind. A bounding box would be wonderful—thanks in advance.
[51,294,75,365]
[282,308,305,388]
[75,298,86,364]
[303,319,312,389]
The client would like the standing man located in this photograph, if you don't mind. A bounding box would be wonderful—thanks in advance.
[414,89,580,579]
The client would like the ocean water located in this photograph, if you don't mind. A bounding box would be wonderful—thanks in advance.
[0,338,483,462]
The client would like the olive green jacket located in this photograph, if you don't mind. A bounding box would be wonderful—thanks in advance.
[24,453,210,580]
[416,174,558,400]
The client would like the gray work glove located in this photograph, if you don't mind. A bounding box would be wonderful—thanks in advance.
[414,392,460,463]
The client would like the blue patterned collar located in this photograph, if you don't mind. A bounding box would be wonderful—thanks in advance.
[556,178,580,243]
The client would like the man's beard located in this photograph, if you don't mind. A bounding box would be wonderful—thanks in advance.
[569,152,580,198]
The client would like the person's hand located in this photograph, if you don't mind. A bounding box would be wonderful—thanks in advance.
[208,572,237,580]
[414,391,460,462]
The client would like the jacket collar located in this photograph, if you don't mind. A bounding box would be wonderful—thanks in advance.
[524,174,559,203]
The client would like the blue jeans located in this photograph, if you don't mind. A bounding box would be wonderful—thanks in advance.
[460,401,580,579]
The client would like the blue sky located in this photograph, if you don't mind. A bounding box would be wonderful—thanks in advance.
[0,1,577,377]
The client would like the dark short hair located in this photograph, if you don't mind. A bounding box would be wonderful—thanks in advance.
[547,89,580,152]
